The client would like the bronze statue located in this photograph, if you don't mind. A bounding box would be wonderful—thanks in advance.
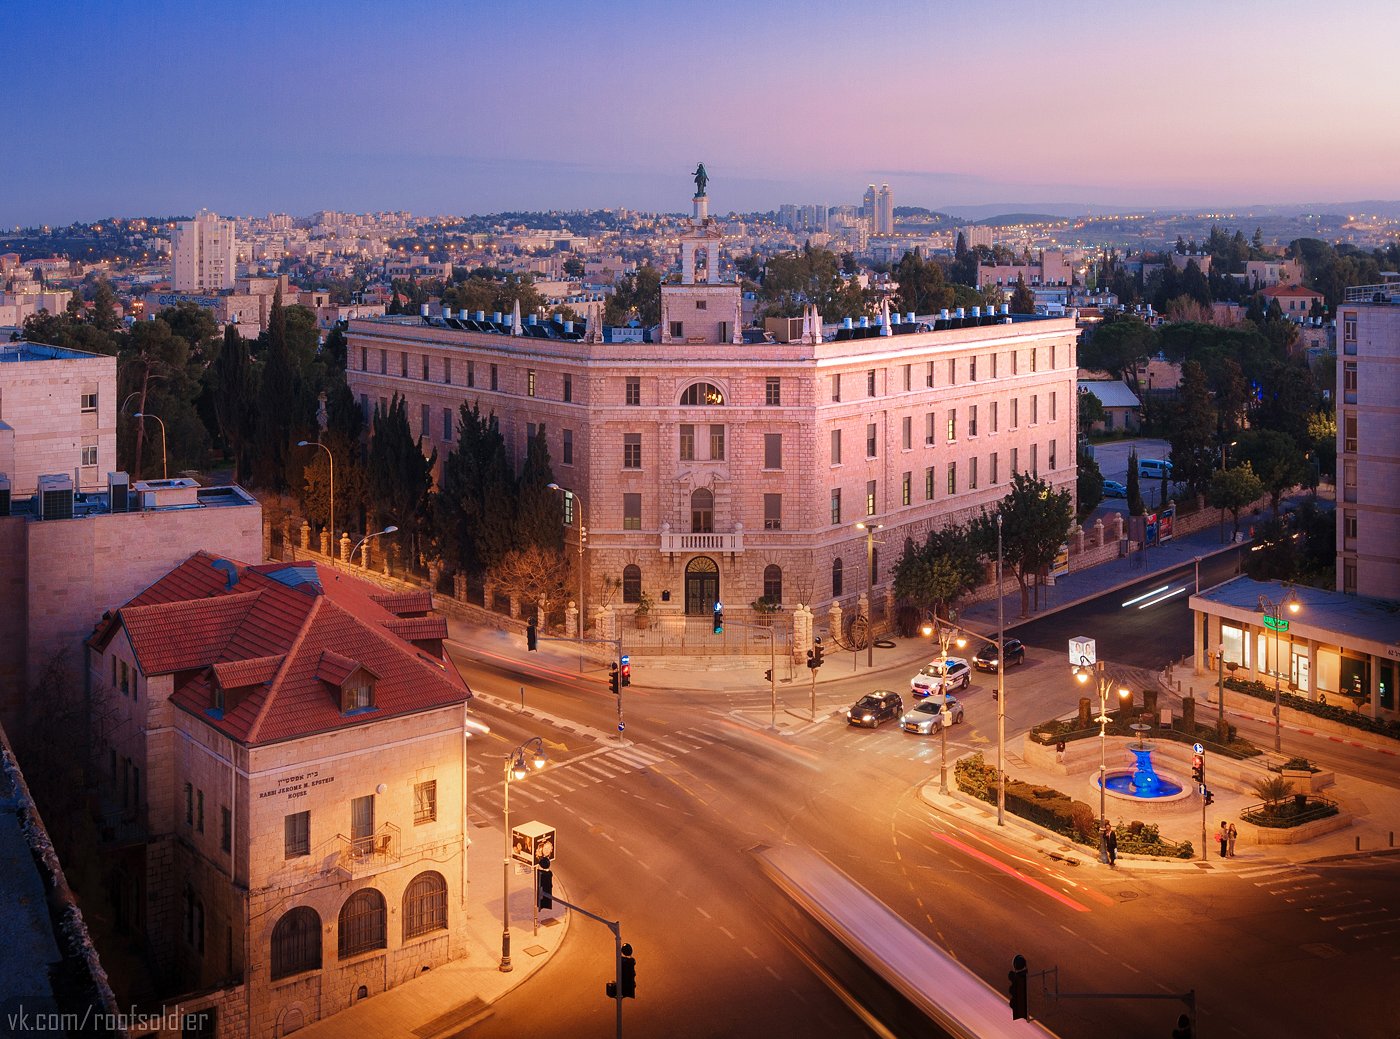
[693,163,708,198]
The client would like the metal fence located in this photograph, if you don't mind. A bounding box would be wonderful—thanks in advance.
[622,616,793,658]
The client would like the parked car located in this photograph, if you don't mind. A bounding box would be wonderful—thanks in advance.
[974,638,1026,672]
[910,657,971,698]
[846,690,904,728]
[1102,479,1127,499]
[900,693,964,733]
[1138,458,1173,480]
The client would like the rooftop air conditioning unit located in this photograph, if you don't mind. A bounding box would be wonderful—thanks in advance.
[108,471,130,513]
[37,474,74,521]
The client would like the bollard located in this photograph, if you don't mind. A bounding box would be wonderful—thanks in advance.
[1390,832,1395,848]
[520,685,526,713]
[1356,836,1362,852]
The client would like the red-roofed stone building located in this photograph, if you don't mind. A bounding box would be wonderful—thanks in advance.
[86,552,480,1037]
[1261,282,1325,317]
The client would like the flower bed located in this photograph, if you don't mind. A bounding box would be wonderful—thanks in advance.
[1225,677,1400,741]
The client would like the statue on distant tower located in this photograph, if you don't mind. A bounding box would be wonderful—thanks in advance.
[692,163,708,198]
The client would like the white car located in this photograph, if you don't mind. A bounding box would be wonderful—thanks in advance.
[901,693,965,733]
[910,657,972,699]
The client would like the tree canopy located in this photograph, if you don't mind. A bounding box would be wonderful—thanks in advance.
[979,472,1074,618]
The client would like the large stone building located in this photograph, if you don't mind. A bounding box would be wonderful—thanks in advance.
[1337,289,1400,598]
[86,554,477,1037]
[0,340,116,495]
[172,209,237,293]
[345,189,1080,635]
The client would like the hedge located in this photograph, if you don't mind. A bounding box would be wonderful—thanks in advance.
[1225,677,1400,741]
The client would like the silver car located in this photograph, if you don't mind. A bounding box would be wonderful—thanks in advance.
[900,693,964,733]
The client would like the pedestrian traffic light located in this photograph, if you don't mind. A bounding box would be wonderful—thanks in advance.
[813,636,824,667]
[526,618,538,652]
[620,655,631,687]
[620,943,636,998]
[609,662,620,695]
[1190,754,1204,784]
[1009,954,1028,1020]
[712,601,724,634]
[764,669,772,683]
[1172,1012,1194,1039]
[1203,788,1215,807]
[537,855,553,910]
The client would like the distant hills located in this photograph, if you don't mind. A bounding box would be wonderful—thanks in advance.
[932,201,1400,223]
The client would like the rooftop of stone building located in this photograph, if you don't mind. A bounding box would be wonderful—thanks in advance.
[0,341,107,363]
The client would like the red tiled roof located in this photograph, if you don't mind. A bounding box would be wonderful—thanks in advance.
[1262,284,1322,297]
[370,590,434,616]
[106,554,470,746]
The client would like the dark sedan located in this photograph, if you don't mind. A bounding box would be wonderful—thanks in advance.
[973,638,1026,672]
[846,690,904,728]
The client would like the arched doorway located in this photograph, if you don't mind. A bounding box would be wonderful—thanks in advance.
[685,556,719,616]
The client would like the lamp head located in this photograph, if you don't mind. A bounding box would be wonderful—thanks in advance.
[546,482,561,491]
[1117,686,1131,702]
[297,440,311,447]
[1075,666,1090,685]
[1287,600,1300,615]
[133,412,145,418]
[511,756,528,781]
[382,525,399,535]
[955,635,967,649]
[921,622,934,638]
[532,750,547,770]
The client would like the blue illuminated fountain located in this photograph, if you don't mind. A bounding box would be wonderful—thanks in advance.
[1102,746,1183,798]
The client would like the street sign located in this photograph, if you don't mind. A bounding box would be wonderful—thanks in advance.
[511,820,557,866]
[1192,743,1204,754]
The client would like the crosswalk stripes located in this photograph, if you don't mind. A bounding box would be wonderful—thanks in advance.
[1248,864,1400,942]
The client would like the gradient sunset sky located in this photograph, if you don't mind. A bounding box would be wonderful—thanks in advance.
[8,0,1397,226]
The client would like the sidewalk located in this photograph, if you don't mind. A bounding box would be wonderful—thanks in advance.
[290,823,570,1039]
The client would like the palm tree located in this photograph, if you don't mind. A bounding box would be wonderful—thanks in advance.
[1251,776,1295,817]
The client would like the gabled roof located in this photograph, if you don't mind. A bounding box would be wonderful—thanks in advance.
[1261,283,1323,298]
[99,553,471,747]
[1077,379,1141,409]
[371,590,433,616]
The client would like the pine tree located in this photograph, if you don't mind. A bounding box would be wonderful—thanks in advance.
[1010,274,1036,315]
[367,394,436,562]
[213,323,258,482]
[1126,449,1145,516]
[515,424,562,552]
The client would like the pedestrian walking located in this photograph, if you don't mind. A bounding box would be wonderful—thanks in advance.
[1105,823,1118,868]
[1226,822,1238,857]
[1216,822,1227,858]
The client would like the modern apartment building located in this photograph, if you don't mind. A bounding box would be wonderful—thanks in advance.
[1336,291,1400,598]
[171,209,237,292]
[0,340,116,494]
[344,192,1079,634]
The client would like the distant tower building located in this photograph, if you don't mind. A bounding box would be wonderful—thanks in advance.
[802,204,828,233]
[778,204,800,231]
[875,184,894,235]
[170,209,236,292]
[861,185,877,231]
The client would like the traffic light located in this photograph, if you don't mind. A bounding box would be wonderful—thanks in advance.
[1190,755,1204,784]
[537,855,553,910]
[620,943,636,998]
[1203,788,1215,807]
[813,636,824,667]
[764,669,772,683]
[608,662,620,695]
[712,601,724,634]
[620,655,631,687]
[1009,954,1028,1020]
[1172,1012,1193,1039]
[526,618,538,652]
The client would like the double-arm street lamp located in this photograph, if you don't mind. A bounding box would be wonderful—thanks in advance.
[500,737,548,972]
[918,622,966,795]
[352,524,398,569]
[1075,657,1131,829]
[854,520,883,666]
[1258,589,1301,752]
[133,412,167,479]
[297,440,334,544]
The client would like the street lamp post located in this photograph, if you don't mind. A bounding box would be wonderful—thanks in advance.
[1258,589,1301,752]
[855,521,883,667]
[938,704,951,794]
[297,440,334,545]
[1215,648,1238,743]
[352,525,399,569]
[133,412,167,479]
[546,483,586,670]
[500,737,548,972]
[1076,657,1130,829]
[995,513,1005,825]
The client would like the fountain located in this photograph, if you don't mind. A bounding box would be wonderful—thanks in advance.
[1102,746,1183,798]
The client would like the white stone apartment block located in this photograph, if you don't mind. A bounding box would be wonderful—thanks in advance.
[0,341,116,495]
[172,209,237,293]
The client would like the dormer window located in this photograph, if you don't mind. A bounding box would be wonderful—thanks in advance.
[344,673,375,712]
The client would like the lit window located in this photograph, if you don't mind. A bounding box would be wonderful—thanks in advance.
[681,382,725,406]
[865,480,876,516]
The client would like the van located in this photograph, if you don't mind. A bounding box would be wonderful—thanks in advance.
[1138,458,1173,480]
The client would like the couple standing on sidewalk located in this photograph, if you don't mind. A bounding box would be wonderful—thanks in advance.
[1216,820,1238,857]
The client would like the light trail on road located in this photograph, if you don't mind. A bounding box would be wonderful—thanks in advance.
[931,832,1092,913]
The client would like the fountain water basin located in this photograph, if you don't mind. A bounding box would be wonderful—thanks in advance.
[1096,745,1192,804]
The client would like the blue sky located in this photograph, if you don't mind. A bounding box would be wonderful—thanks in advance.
[7,0,1398,226]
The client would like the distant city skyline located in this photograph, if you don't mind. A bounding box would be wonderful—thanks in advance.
[8,0,1399,227]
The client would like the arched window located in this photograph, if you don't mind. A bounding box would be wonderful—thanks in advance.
[680,382,725,406]
[622,565,642,604]
[402,871,448,941]
[338,888,386,959]
[691,488,714,533]
[832,558,843,598]
[271,907,322,980]
[763,565,782,603]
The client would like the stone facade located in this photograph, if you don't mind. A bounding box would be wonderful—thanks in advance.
[0,342,116,495]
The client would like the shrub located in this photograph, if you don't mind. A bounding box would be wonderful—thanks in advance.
[1225,676,1400,741]
[1282,756,1317,772]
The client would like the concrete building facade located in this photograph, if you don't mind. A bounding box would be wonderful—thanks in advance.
[172,210,237,293]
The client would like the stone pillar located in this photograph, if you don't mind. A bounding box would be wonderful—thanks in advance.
[1181,696,1196,733]
[1109,512,1124,542]
[883,586,896,623]
[1092,518,1105,548]
[508,595,520,620]
[828,602,843,646]
[1306,638,1318,700]
[566,600,579,639]
[599,605,616,642]
[857,593,869,620]
[339,531,351,564]
[1078,697,1091,728]
[320,529,331,557]
[453,572,467,602]
[1073,525,1085,554]
[483,579,495,611]
[262,520,273,561]
[535,604,546,631]
[1143,686,1158,718]
[299,520,311,550]
[427,557,443,592]
[281,517,293,561]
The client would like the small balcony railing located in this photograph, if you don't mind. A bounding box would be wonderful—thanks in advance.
[336,822,400,873]
[658,530,743,554]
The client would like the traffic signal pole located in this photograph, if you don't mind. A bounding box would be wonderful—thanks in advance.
[547,891,629,1039]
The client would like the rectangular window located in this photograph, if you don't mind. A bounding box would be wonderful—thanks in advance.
[948,359,956,385]
[421,404,430,439]
[992,353,998,379]
[414,781,437,825]
[1011,447,1019,474]
[563,373,572,402]
[679,424,696,461]
[422,355,430,380]
[969,356,977,382]
[991,451,999,485]
[285,811,310,858]
[401,351,409,378]
[467,360,475,387]
[623,434,642,469]
[197,790,205,833]
[490,364,499,391]
[669,321,684,339]
[831,374,841,402]
[867,369,876,396]
[765,377,781,406]
[968,405,978,438]
[865,480,877,516]
[902,364,912,391]
[221,806,232,852]
[947,462,957,495]
[946,410,957,442]
[764,433,783,470]
[1011,398,1019,429]
[1344,509,1357,545]
[625,377,640,406]
[925,466,935,500]
[1343,361,1357,404]
[444,357,452,384]
[926,361,935,388]
[1031,394,1039,425]
[695,300,706,310]
[1031,348,1038,373]
[710,424,725,460]
[379,349,387,375]
[443,408,453,441]
[529,422,540,444]
[81,444,98,466]
[866,423,878,458]
[562,490,574,526]
[969,457,979,490]
[901,416,911,450]
[1049,439,1057,470]
[764,493,782,530]
[1031,443,1039,476]
[185,782,194,825]
[527,369,536,397]
[562,429,573,465]
[1012,350,1018,376]
[831,488,842,525]
[361,346,368,371]
[81,391,98,412]
[925,412,935,446]
[901,471,911,506]
[1344,412,1357,453]
[623,492,641,530]
[1051,391,1058,422]
[831,429,842,465]
[1343,558,1357,592]
[1343,314,1356,343]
